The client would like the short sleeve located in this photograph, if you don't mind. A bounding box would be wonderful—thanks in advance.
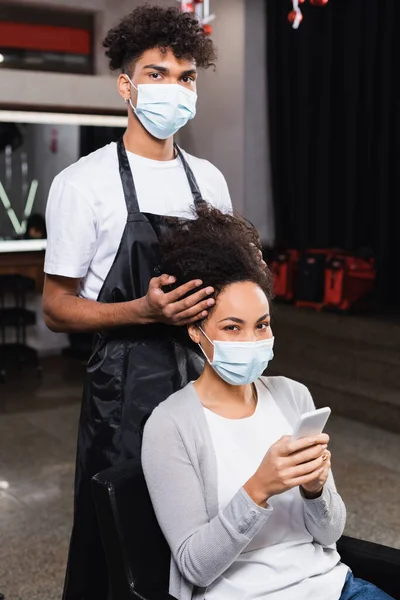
[218,174,232,213]
[44,175,97,279]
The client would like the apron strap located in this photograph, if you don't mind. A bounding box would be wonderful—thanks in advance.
[117,138,205,215]
[174,144,204,207]
[117,138,141,215]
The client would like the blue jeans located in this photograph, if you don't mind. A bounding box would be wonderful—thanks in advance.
[340,571,395,600]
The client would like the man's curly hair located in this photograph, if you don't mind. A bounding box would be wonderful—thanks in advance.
[159,204,274,305]
[103,4,216,74]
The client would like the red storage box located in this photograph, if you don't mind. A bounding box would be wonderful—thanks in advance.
[324,254,376,311]
[295,249,336,311]
[269,249,299,301]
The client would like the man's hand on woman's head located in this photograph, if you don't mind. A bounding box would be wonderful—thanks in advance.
[141,274,215,326]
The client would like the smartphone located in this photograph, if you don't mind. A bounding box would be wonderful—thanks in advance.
[291,407,331,441]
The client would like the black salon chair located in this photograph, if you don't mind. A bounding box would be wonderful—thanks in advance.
[92,459,400,600]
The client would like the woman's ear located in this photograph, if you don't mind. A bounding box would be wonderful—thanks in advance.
[188,323,201,345]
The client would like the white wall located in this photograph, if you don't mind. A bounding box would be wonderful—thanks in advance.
[244,0,275,245]
[0,69,123,112]
[179,0,274,244]
[179,0,246,212]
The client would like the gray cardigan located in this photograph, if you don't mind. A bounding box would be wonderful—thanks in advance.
[142,376,347,600]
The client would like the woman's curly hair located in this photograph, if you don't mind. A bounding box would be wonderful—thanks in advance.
[159,204,274,304]
[103,4,216,74]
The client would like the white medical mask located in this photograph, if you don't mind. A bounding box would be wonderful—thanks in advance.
[198,327,275,386]
[125,75,197,140]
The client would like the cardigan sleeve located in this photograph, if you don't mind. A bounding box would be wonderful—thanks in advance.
[142,404,273,588]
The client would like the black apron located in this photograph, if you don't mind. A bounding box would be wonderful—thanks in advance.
[63,139,204,600]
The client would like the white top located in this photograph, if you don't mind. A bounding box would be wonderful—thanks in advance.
[0,239,47,253]
[203,380,348,600]
[44,142,231,300]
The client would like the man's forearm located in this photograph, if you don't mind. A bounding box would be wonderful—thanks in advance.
[43,293,150,333]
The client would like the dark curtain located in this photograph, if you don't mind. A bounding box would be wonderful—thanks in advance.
[266,0,400,309]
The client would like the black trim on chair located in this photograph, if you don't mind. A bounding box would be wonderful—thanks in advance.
[337,536,400,599]
[92,459,174,600]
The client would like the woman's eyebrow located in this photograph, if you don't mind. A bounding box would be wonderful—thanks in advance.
[257,313,270,322]
[217,317,245,324]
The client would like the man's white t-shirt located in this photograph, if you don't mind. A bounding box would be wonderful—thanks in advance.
[44,142,232,300]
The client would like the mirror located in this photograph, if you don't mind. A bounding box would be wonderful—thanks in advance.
[0,110,126,240]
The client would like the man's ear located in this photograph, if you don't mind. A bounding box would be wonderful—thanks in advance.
[117,73,132,102]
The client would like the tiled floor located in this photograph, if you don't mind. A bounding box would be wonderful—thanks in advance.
[0,356,400,600]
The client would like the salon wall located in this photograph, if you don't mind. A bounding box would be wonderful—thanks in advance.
[178,0,246,213]
[0,0,174,111]
[4,0,173,75]
[178,0,275,244]
[0,0,274,243]
[0,0,173,74]
[244,0,274,245]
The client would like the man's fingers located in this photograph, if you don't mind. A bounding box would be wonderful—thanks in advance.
[168,297,215,324]
[163,279,213,304]
[147,276,216,325]
[176,310,210,326]
[151,274,176,289]
[165,286,215,315]
[257,249,267,265]
[150,275,203,297]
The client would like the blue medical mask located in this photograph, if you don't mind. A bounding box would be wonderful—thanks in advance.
[198,327,275,386]
[125,75,197,140]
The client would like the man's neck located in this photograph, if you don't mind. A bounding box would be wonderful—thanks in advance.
[123,117,175,161]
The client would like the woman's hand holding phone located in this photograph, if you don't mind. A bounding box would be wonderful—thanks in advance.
[244,434,330,507]
[300,446,331,498]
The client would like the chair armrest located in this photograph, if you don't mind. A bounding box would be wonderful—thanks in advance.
[337,535,400,600]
